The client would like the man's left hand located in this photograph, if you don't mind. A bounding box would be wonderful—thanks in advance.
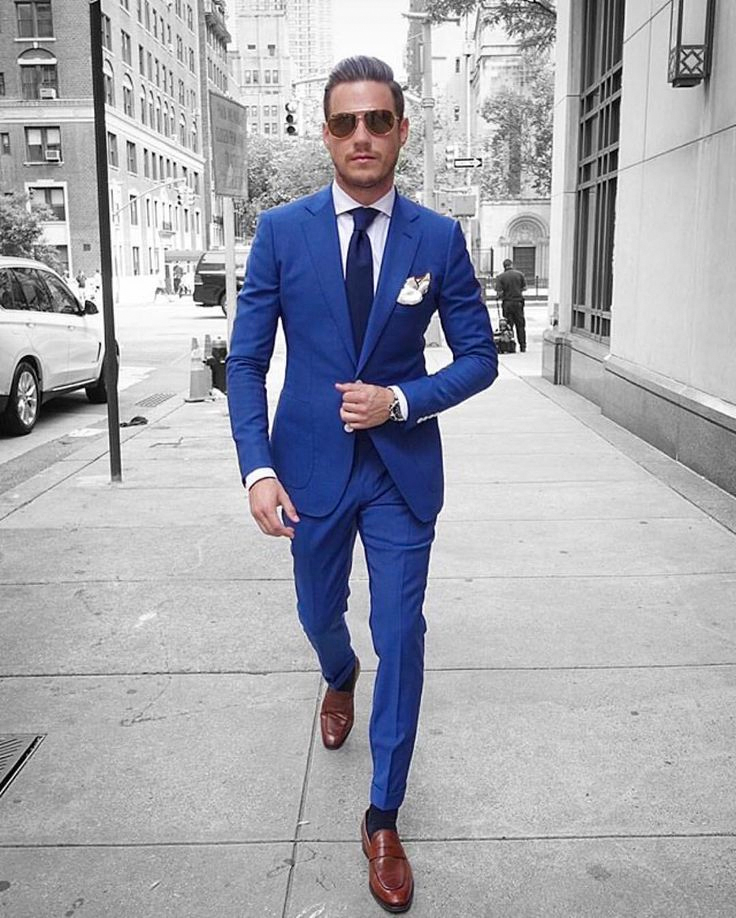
[335,382,393,430]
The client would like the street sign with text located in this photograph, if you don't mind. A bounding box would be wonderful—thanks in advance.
[209,92,248,198]
[453,157,483,168]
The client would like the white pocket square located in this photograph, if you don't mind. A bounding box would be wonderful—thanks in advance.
[397,273,431,306]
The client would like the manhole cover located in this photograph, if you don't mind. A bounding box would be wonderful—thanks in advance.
[0,735,44,797]
[135,393,176,408]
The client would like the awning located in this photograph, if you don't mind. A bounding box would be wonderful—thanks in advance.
[163,249,203,261]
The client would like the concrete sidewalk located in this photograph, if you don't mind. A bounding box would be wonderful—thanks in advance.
[1,323,736,917]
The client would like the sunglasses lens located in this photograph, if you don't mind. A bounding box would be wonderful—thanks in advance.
[328,113,357,138]
[365,110,395,135]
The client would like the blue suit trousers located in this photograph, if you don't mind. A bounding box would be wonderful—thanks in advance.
[287,435,436,810]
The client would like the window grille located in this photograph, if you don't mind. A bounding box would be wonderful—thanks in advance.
[571,0,625,343]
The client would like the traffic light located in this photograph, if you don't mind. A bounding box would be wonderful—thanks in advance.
[176,189,183,206]
[445,144,456,169]
[284,101,297,136]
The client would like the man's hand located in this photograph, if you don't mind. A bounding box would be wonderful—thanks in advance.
[335,382,393,430]
[249,477,300,539]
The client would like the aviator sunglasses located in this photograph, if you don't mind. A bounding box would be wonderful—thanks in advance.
[327,109,397,139]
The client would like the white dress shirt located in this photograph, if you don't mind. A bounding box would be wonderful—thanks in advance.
[246,182,408,491]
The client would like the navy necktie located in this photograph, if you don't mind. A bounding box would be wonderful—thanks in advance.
[345,207,379,353]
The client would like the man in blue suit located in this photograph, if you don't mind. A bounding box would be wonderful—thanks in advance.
[227,56,497,912]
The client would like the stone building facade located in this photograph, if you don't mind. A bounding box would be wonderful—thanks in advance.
[545,0,736,495]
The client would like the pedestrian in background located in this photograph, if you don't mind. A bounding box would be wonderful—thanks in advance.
[495,257,527,352]
[227,55,497,913]
[75,269,87,298]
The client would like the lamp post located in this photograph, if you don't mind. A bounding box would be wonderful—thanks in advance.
[668,0,716,87]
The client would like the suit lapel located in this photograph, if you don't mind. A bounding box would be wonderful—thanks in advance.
[357,194,421,375]
[302,188,357,365]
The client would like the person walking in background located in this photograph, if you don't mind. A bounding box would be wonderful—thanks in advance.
[172,262,183,294]
[75,269,87,299]
[227,56,497,913]
[495,257,527,352]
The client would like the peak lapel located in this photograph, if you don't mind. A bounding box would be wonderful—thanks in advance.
[302,189,356,365]
[357,196,421,374]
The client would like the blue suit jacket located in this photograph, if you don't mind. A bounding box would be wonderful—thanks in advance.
[226,185,497,522]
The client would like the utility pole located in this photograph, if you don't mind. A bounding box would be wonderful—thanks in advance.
[421,17,435,209]
[89,0,122,482]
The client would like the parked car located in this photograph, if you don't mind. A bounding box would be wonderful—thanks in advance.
[193,245,251,316]
[0,256,111,436]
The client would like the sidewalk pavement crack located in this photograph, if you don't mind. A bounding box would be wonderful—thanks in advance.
[281,673,324,918]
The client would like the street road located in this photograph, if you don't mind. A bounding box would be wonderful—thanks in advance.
[0,295,227,489]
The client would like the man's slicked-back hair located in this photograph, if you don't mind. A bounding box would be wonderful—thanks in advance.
[323,56,405,122]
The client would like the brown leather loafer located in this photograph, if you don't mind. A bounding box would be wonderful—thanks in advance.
[361,815,414,913]
[319,658,360,749]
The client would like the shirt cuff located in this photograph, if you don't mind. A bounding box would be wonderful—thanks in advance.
[244,467,277,490]
[388,385,408,422]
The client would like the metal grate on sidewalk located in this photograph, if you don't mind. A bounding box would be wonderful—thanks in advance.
[135,392,176,408]
[0,735,44,797]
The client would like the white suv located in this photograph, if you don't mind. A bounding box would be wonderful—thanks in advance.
[0,256,108,435]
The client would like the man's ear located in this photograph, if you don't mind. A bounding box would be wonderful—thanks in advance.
[399,117,409,147]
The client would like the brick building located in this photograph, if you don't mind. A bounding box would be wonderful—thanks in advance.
[0,0,214,301]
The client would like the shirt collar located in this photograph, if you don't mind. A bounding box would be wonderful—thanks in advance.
[331,181,395,219]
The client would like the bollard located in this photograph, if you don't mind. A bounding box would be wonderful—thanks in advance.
[206,336,228,394]
[185,337,211,402]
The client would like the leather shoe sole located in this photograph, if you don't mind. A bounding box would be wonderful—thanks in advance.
[320,658,360,749]
[361,816,414,913]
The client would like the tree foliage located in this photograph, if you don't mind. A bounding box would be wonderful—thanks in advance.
[0,193,62,271]
[479,49,554,199]
[235,129,425,235]
[426,0,556,52]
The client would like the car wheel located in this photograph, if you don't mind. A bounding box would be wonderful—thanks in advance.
[219,291,227,316]
[1,361,40,436]
[86,346,117,404]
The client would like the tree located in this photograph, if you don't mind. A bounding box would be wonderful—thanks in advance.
[0,193,62,271]
[426,0,556,52]
[479,49,554,199]
[235,129,426,235]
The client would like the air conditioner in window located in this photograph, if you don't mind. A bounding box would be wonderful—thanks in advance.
[39,87,57,100]
[44,149,62,162]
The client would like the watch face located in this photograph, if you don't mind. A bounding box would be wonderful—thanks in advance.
[389,398,403,422]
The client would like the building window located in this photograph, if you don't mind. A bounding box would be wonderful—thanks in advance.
[126,140,137,173]
[129,195,139,225]
[107,131,118,168]
[148,91,154,125]
[186,4,193,30]
[120,0,130,10]
[137,0,142,22]
[147,51,153,81]
[103,63,114,105]
[179,115,186,146]
[188,48,195,73]
[146,199,151,227]
[178,78,185,105]
[268,44,275,56]
[1,133,11,155]
[29,186,65,220]
[19,50,58,100]
[571,0,625,343]
[16,1,53,38]
[121,30,132,65]
[143,148,149,177]
[272,70,279,83]
[140,90,146,124]
[151,153,157,180]
[176,35,183,62]
[123,77,134,116]
[132,246,140,274]
[175,0,182,17]
[102,14,113,50]
[25,125,61,162]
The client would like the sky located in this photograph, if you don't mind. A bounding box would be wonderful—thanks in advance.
[332,0,412,81]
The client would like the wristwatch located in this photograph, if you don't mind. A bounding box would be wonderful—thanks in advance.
[388,392,404,422]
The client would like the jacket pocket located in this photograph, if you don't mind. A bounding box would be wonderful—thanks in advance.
[271,394,313,489]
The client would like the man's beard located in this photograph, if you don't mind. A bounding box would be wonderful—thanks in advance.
[334,149,400,189]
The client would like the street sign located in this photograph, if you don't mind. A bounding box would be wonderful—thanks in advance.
[209,92,249,198]
[453,157,483,169]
